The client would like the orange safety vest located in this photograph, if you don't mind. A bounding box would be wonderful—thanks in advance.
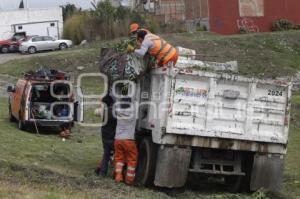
[145,34,177,66]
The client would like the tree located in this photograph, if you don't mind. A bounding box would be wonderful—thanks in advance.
[19,0,24,9]
[61,3,80,22]
[90,0,116,39]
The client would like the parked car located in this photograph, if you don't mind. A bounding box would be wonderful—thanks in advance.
[19,36,73,54]
[7,69,83,131]
[0,32,28,53]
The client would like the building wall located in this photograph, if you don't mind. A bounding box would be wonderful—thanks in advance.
[0,8,63,39]
[209,0,300,35]
[185,0,208,20]
[156,0,186,23]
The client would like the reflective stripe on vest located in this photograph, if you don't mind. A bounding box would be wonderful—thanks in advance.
[146,34,176,64]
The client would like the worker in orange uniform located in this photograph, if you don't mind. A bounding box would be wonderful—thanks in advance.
[114,97,138,185]
[128,23,150,49]
[128,30,178,67]
[129,23,150,35]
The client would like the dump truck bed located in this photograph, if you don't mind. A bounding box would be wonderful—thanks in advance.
[167,69,291,144]
[144,67,292,147]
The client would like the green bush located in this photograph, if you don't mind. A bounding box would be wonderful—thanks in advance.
[63,0,187,44]
[272,19,295,31]
[63,13,88,45]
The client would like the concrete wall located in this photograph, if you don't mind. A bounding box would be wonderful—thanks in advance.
[185,0,208,20]
[156,0,186,23]
[209,0,300,35]
[0,8,63,40]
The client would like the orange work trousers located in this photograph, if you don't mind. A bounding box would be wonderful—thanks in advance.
[114,139,138,185]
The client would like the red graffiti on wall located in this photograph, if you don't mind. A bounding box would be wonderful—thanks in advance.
[237,18,259,33]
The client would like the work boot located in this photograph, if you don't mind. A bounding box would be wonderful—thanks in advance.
[125,166,136,185]
[115,162,124,183]
[59,128,71,139]
[115,173,124,183]
[95,167,101,176]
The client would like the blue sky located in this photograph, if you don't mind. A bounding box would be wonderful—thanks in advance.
[0,0,94,10]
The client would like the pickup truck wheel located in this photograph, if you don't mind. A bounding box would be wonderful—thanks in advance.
[59,43,68,50]
[28,46,36,54]
[1,46,9,53]
[136,137,158,187]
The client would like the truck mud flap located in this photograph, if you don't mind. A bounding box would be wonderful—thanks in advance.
[154,146,191,188]
[250,153,284,192]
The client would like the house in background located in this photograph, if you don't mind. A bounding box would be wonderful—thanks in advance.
[0,7,63,40]
[209,0,300,34]
[138,0,300,35]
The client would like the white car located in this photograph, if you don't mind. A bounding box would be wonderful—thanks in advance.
[19,36,73,54]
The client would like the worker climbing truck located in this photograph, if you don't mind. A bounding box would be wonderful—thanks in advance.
[100,48,292,192]
[131,59,292,192]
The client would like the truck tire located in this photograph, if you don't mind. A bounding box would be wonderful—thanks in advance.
[1,46,9,53]
[136,137,158,187]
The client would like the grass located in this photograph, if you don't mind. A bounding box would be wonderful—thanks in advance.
[0,45,100,78]
[165,31,300,78]
[0,98,169,199]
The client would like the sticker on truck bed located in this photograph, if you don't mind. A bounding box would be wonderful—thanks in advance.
[175,87,208,98]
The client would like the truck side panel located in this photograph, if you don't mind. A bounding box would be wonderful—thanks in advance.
[166,72,290,145]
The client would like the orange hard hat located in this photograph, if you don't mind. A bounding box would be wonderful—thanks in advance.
[130,23,139,33]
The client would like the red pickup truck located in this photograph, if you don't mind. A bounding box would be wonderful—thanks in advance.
[0,32,27,53]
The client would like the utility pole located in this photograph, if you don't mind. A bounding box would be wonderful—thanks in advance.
[25,0,29,9]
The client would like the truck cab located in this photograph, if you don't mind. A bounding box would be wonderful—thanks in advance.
[7,69,83,131]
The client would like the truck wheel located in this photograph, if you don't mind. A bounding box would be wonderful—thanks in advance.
[1,46,9,53]
[136,137,158,187]
[28,46,36,54]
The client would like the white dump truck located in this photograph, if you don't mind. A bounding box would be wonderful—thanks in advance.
[127,57,292,192]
